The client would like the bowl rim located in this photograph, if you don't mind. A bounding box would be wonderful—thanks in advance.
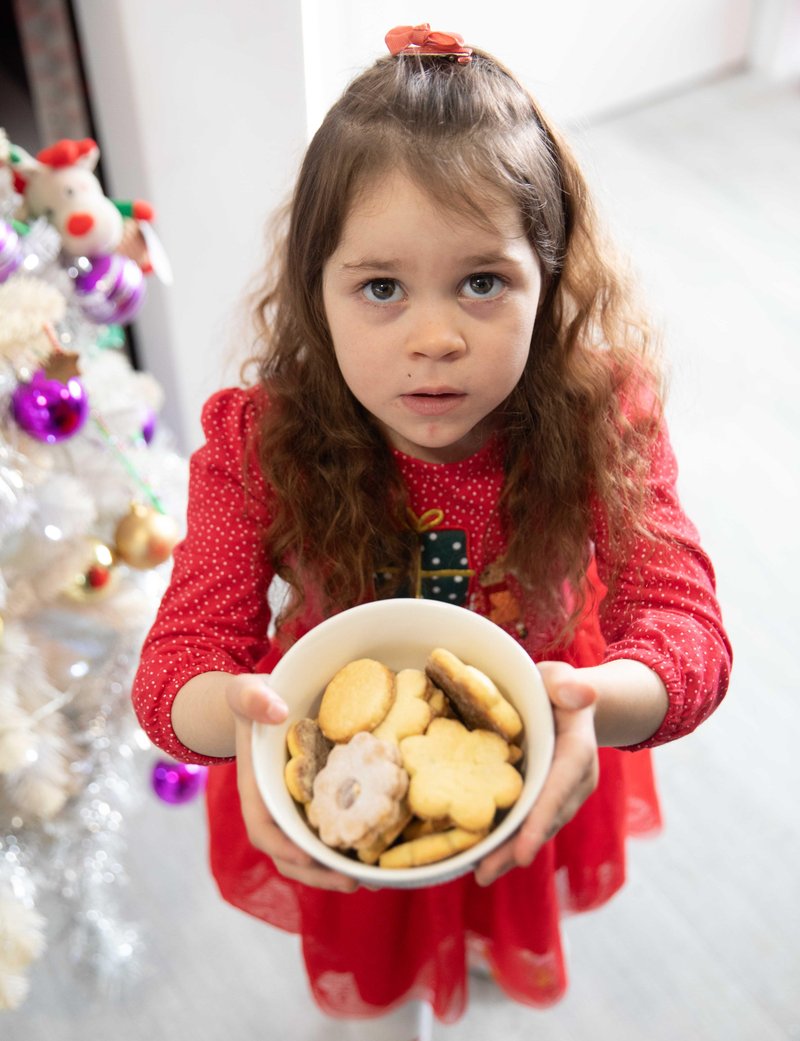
[252,599,554,888]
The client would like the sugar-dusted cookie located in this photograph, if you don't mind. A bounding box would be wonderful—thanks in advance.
[317,658,395,742]
[372,668,434,745]
[284,717,332,804]
[425,648,522,741]
[400,717,522,833]
[307,731,409,850]
[378,827,486,869]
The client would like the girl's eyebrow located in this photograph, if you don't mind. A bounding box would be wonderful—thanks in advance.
[463,251,521,267]
[339,251,521,272]
[340,258,401,272]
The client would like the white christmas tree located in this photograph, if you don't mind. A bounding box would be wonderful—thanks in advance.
[0,129,189,1008]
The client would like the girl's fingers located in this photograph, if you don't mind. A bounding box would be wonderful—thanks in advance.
[474,666,599,887]
[233,699,358,892]
[271,856,360,892]
[513,711,598,866]
[473,836,517,886]
[475,723,597,886]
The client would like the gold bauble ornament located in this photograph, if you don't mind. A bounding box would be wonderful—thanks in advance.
[114,502,179,570]
[62,538,118,602]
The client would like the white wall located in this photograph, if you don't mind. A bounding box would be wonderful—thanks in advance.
[73,0,308,451]
[302,0,755,131]
[74,1,756,451]
[748,0,800,77]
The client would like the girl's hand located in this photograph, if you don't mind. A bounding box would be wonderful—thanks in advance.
[226,674,359,893]
[473,661,599,887]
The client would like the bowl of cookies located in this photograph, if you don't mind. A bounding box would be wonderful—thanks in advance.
[251,598,554,888]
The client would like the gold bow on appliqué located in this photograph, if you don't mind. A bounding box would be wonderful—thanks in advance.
[406,507,473,600]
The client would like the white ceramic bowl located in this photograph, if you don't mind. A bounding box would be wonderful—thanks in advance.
[252,599,554,888]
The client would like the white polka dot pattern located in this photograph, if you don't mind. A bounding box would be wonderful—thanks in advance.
[131,389,731,764]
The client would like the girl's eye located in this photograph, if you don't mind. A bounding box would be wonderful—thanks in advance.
[461,273,505,300]
[362,278,404,303]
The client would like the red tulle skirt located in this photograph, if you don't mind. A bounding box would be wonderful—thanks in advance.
[205,742,660,1024]
[205,573,661,1023]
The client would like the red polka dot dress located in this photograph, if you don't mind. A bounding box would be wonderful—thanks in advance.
[132,387,731,1024]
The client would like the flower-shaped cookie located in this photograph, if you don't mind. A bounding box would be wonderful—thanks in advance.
[284,718,332,804]
[399,717,522,833]
[372,668,434,744]
[425,648,522,741]
[307,731,409,850]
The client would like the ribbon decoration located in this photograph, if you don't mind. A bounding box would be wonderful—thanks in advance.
[405,507,474,601]
[406,506,446,533]
[385,23,473,64]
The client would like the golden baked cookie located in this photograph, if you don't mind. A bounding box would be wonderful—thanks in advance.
[426,685,454,719]
[378,827,486,869]
[425,648,522,741]
[400,717,522,833]
[307,731,409,850]
[506,743,524,766]
[284,717,332,804]
[372,668,434,745]
[400,816,452,841]
[356,801,414,864]
[317,658,395,742]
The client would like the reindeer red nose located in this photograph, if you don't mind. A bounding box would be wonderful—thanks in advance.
[66,212,94,237]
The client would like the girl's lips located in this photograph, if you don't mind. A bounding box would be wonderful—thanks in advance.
[400,391,466,416]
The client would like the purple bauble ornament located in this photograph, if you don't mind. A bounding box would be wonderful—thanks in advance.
[0,219,23,283]
[141,407,157,444]
[151,759,208,805]
[11,369,89,443]
[73,253,146,325]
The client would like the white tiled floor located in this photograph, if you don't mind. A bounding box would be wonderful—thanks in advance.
[6,70,800,1040]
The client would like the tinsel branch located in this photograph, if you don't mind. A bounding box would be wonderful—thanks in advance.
[1,126,187,1009]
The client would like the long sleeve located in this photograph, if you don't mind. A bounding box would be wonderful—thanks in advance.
[593,422,732,750]
[131,388,275,764]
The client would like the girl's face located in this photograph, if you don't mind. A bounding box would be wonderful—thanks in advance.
[322,172,541,463]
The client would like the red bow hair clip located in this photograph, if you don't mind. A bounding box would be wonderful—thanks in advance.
[385,23,473,64]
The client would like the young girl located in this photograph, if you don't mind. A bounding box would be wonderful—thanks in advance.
[132,24,731,1040]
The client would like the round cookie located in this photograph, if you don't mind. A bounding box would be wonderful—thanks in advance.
[317,658,395,742]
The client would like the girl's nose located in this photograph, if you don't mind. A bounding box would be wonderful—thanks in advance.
[407,313,466,359]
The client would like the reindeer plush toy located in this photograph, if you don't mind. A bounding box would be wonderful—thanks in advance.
[8,137,157,271]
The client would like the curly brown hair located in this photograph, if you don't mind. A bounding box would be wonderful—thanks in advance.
[247,50,664,641]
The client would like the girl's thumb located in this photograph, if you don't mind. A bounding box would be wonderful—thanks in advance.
[235,676,288,724]
[536,661,597,711]
[553,681,596,711]
[258,683,289,724]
